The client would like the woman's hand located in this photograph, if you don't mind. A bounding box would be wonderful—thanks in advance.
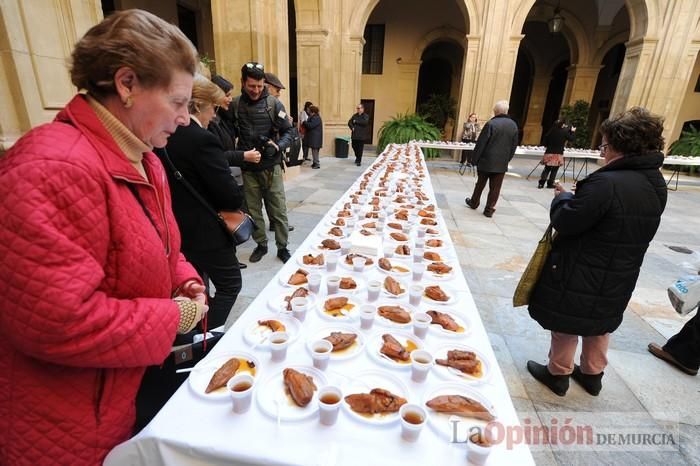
[175,279,207,306]
[244,149,262,164]
[553,182,568,196]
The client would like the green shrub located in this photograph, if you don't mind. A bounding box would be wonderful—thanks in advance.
[559,100,591,149]
[417,93,456,133]
[376,113,442,157]
[668,124,700,157]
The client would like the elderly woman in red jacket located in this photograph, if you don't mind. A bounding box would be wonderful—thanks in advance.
[0,10,206,465]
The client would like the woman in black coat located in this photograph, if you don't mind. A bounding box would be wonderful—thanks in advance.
[538,120,575,188]
[526,107,667,397]
[158,74,247,329]
[303,105,323,169]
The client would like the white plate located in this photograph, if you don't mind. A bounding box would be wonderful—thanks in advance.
[339,254,377,273]
[432,343,491,384]
[422,382,498,442]
[421,251,455,263]
[188,351,260,401]
[384,222,405,232]
[316,293,361,321]
[326,218,349,228]
[376,257,412,278]
[422,237,449,251]
[318,227,347,240]
[267,290,316,314]
[421,285,458,305]
[381,277,408,299]
[278,268,312,288]
[330,273,366,295]
[257,366,328,422]
[242,314,302,350]
[385,232,411,244]
[367,330,423,370]
[341,370,410,426]
[296,253,326,269]
[306,324,366,360]
[313,239,343,253]
[424,261,457,281]
[374,301,417,328]
[425,308,471,337]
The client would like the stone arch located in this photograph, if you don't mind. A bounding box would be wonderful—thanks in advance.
[348,0,475,38]
[593,31,629,66]
[411,26,467,62]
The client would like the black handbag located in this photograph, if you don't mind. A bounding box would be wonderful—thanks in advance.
[135,331,224,432]
[160,148,256,245]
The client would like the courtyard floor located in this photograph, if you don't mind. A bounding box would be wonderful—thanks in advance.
[228,152,700,465]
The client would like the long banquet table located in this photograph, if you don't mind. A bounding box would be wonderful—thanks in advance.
[105,143,535,466]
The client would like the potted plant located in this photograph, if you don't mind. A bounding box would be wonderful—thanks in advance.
[376,113,442,157]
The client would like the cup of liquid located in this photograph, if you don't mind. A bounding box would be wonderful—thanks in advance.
[413,312,431,339]
[340,239,351,255]
[327,275,341,294]
[227,373,255,414]
[359,304,376,329]
[318,386,343,426]
[290,296,308,322]
[367,280,382,302]
[352,256,366,273]
[409,284,423,306]
[269,331,290,362]
[410,349,434,383]
[412,262,425,282]
[311,339,333,370]
[325,253,339,273]
[307,272,322,293]
[399,403,427,442]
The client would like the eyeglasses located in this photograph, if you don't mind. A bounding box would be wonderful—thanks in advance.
[244,62,264,71]
[598,143,609,151]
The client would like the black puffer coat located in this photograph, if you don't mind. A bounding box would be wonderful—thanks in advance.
[528,152,667,336]
[302,113,323,149]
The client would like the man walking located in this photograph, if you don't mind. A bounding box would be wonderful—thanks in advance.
[348,103,370,166]
[232,62,294,263]
[465,100,519,218]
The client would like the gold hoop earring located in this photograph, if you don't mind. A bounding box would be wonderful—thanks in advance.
[124,96,133,108]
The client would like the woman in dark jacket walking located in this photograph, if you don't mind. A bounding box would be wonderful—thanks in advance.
[303,105,323,169]
[526,107,667,397]
[538,120,575,188]
[159,74,247,329]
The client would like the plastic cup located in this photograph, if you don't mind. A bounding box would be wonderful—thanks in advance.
[399,403,427,442]
[227,373,255,414]
[409,285,423,306]
[413,247,425,264]
[269,331,289,362]
[318,386,343,426]
[367,280,382,302]
[346,217,356,229]
[325,254,338,273]
[311,339,333,370]
[417,226,427,238]
[376,222,384,233]
[291,296,308,322]
[413,312,431,339]
[412,263,425,282]
[467,432,494,465]
[307,272,322,293]
[359,304,376,329]
[352,256,366,273]
[383,245,395,258]
[414,237,425,249]
[340,239,351,255]
[327,275,341,294]
[410,349,434,383]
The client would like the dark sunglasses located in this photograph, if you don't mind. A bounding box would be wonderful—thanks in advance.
[245,62,264,71]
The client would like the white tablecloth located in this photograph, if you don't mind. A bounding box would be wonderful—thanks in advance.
[105,144,535,466]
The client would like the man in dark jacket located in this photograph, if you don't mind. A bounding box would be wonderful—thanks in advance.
[465,100,519,217]
[526,107,668,397]
[232,62,294,263]
[348,103,370,166]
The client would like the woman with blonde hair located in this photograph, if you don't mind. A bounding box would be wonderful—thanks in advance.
[0,9,205,465]
[159,74,248,331]
[460,112,480,165]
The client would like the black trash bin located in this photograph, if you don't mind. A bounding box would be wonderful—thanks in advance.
[335,136,350,158]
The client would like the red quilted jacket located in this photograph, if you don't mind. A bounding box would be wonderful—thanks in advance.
[0,95,201,465]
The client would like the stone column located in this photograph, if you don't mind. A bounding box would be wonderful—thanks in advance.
[0,0,102,153]
[521,72,551,145]
[455,35,481,140]
[563,65,603,106]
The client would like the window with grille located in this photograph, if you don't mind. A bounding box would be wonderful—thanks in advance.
[362,24,385,75]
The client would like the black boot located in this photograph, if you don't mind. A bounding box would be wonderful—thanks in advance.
[526,360,569,396]
[572,365,603,396]
[538,180,545,189]
[465,197,477,209]
[277,248,291,263]
[249,244,268,263]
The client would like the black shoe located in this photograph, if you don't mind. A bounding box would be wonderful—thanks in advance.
[572,365,604,396]
[356,162,361,166]
[546,183,555,189]
[483,210,494,218]
[648,343,698,375]
[538,181,545,189]
[249,245,268,263]
[277,248,291,263]
[526,360,569,396]
[312,164,320,169]
[238,262,248,269]
[270,225,295,232]
[465,197,477,209]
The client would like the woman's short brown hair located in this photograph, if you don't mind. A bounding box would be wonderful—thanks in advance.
[600,107,665,155]
[70,9,198,97]
[188,74,225,114]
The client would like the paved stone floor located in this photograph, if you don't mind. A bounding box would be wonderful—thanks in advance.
[228,153,700,465]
